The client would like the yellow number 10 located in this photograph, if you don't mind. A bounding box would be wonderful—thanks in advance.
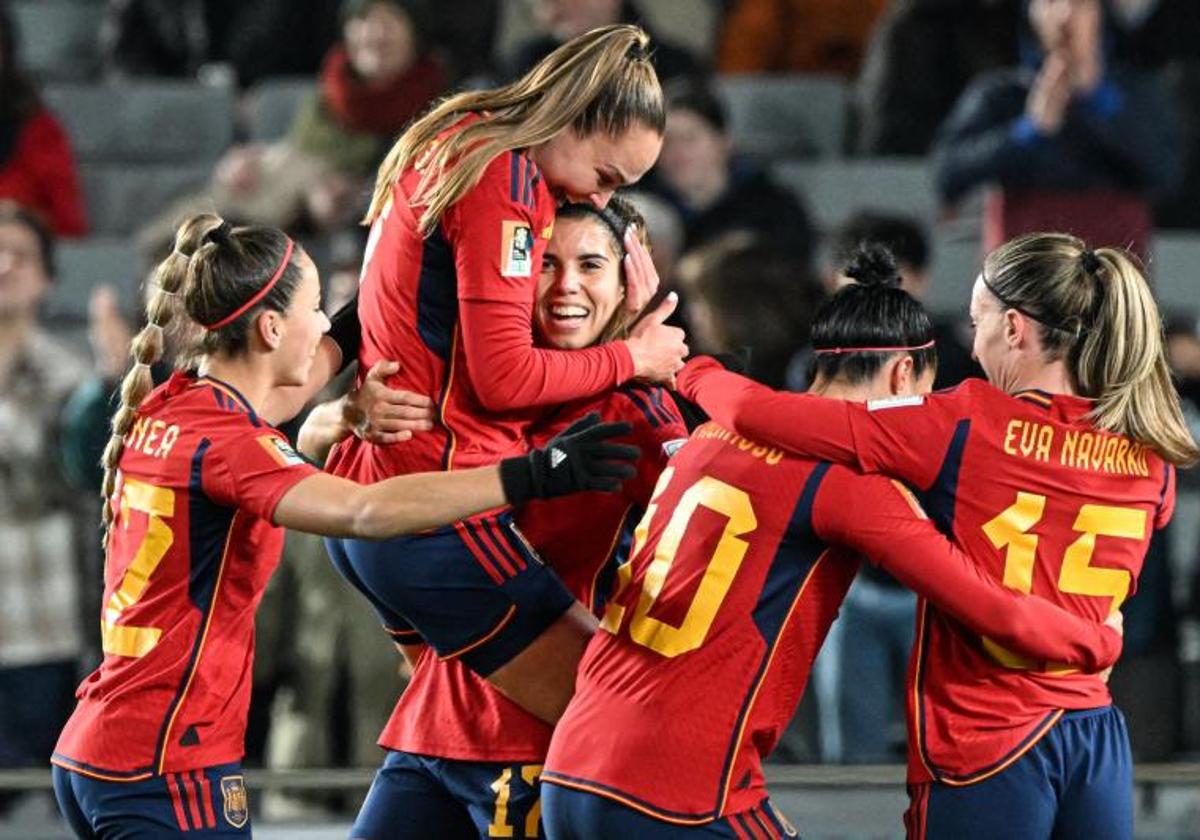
[601,468,758,658]
[102,478,175,658]
[981,491,1143,669]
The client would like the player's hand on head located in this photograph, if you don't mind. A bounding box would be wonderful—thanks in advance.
[345,360,436,445]
[623,226,658,312]
[500,413,641,504]
[626,292,688,385]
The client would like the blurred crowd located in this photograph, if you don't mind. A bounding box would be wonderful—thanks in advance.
[4,0,1200,821]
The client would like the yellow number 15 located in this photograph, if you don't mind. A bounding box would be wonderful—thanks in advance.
[601,468,758,658]
[981,491,1143,669]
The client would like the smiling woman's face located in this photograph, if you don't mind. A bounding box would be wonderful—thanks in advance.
[534,215,625,349]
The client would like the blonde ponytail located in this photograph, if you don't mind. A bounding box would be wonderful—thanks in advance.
[983,232,1200,467]
[1076,249,1199,466]
[100,214,224,536]
[366,24,663,234]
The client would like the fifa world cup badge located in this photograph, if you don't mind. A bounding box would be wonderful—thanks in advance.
[220,775,249,828]
[501,220,534,277]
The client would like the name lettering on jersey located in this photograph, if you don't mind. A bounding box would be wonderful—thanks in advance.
[500,220,534,277]
[1002,419,1150,477]
[123,416,181,460]
[867,394,925,411]
[694,422,784,466]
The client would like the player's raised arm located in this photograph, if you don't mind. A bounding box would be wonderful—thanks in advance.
[813,467,1121,672]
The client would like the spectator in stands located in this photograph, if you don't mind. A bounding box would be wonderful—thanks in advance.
[138,0,446,256]
[676,230,823,389]
[826,212,980,390]
[103,0,342,88]
[0,203,87,789]
[504,0,702,83]
[856,0,1021,156]
[931,0,1182,257]
[717,0,888,77]
[0,6,87,238]
[648,80,815,269]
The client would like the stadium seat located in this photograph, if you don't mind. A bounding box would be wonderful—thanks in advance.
[928,228,983,315]
[1148,233,1200,316]
[44,82,236,164]
[11,0,105,82]
[45,237,142,326]
[79,164,211,237]
[246,77,318,142]
[716,74,848,160]
[773,159,937,231]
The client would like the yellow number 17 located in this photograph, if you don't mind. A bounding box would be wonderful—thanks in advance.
[980,491,1143,670]
[102,479,175,658]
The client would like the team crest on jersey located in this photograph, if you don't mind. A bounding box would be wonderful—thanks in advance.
[220,775,248,828]
[257,435,307,467]
[661,438,688,458]
[501,220,534,277]
[866,394,925,412]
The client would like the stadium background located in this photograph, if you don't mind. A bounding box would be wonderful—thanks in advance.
[1,0,1199,836]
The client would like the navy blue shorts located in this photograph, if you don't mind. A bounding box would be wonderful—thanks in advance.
[352,749,544,839]
[540,783,799,839]
[326,511,575,676]
[53,762,250,838]
[907,705,1132,840]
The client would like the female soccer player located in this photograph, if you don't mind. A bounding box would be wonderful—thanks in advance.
[324,23,688,723]
[540,246,1124,838]
[50,215,637,838]
[300,196,689,839]
[678,233,1195,839]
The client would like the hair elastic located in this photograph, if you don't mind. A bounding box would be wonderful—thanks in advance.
[813,339,936,356]
[202,239,295,331]
[1080,249,1102,275]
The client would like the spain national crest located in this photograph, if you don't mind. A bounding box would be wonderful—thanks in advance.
[220,775,249,829]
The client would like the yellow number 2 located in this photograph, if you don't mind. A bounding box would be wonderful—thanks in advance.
[602,469,758,658]
[102,478,175,658]
[980,492,1144,670]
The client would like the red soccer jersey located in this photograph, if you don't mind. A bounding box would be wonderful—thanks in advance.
[378,385,688,762]
[542,420,1120,824]
[326,115,635,485]
[53,372,317,780]
[679,364,1174,785]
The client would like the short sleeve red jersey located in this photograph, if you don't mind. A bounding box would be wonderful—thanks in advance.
[542,419,1119,823]
[326,115,635,485]
[53,372,317,780]
[377,385,688,762]
[679,365,1173,785]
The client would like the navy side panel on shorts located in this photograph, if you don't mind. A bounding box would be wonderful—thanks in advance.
[329,511,575,675]
[908,706,1132,840]
[541,783,798,839]
[53,761,250,838]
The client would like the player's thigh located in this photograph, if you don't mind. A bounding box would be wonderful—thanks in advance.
[52,766,97,840]
[351,751,475,840]
[1052,707,1133,840]
[333,514,577,680]
[912,762,1057,840]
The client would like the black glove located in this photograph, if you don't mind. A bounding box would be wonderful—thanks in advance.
[500,413,640,504]
[326,293,361,373]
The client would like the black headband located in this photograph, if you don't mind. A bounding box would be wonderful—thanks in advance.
[563,203,629,259]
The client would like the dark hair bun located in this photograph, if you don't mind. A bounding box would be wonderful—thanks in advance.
[842,243,901,289]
